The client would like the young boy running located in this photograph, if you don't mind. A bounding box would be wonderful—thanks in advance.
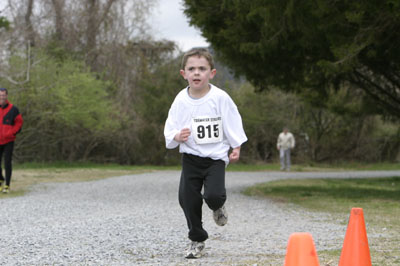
[164,48,247,259]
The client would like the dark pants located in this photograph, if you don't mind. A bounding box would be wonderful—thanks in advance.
[0,141,14,187]
[179,153,226,242]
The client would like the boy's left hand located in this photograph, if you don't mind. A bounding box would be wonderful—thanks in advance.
[229,147,241,163]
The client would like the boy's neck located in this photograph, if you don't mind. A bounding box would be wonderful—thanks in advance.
[188,84,211,99]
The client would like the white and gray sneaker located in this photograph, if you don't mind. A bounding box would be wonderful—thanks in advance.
[213,205,228,226]
[185,241,205,259]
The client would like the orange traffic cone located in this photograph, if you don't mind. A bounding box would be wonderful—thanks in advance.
[284,232,320,266]
[339,208,371,266]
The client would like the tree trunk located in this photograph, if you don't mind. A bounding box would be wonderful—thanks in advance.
[85,0,117,68]
[51,0,64,42]
[25,0,35,47]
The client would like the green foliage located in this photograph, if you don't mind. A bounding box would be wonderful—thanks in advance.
[137,58,185,123]
[231,83,399,163]
[3,49,121,161]
[2,45,397,164]
[230,84,300,162]
[131,56,186,164]
[183,0,400,118]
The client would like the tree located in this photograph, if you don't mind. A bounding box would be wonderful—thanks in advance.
[183,0,400,118]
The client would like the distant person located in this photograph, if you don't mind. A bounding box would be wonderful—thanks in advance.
[0,88,23,193]
[164,48,247,259]
[277,127,295,171]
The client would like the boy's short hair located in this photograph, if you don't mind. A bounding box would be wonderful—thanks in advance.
[181,48,215,70]
[0,88,8,94]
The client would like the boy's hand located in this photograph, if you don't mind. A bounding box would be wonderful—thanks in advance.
[229,147,241,163]
[174,128,191,142]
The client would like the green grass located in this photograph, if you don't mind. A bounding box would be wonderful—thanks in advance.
[227,162,400,172]
[305,161,400,171]
[243,177,400,212]
[243,177,400,231]
[244,177,400,265]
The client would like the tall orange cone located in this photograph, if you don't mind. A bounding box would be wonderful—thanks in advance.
[284,232,320,266]
[339,208,371,266]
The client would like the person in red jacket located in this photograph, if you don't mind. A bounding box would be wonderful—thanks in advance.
[0,88,23,193]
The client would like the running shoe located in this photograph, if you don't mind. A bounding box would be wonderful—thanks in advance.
[2,185,9,194]
[185,241,205,259]
[213,205,228,226]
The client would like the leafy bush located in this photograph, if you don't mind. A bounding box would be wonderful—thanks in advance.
[3,49,121,161]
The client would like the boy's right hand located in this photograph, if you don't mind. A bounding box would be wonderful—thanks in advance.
[174,128,191,142]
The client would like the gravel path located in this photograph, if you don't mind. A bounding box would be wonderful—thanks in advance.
[0,170,399,265]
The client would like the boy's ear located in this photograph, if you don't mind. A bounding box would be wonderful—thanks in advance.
[180,69,187,79]
[210,69,217,79]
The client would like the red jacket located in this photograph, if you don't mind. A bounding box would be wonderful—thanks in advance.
[0,100,23,145]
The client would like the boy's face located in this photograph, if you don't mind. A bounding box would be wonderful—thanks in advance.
[180,55,216,93]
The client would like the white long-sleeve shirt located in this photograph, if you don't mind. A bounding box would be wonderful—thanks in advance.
[164,84,247,165]
[277,132,295,150]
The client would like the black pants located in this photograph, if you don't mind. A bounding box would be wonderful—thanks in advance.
[179,153,226,242]
[0,142,14,187]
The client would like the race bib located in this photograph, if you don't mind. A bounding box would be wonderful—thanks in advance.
[192,116,223,144]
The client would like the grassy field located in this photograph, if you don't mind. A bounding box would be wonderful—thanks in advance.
[244,177,400,265]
